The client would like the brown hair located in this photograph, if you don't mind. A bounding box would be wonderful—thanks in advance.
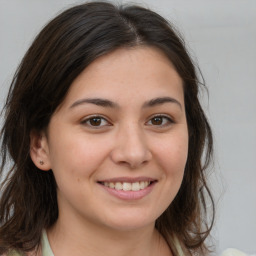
[0,2,214,255]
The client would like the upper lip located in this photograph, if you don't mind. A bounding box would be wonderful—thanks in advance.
[98,176,157,183]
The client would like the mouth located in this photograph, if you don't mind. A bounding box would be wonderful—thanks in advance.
[98,180,156,191]
[97,178,157,200]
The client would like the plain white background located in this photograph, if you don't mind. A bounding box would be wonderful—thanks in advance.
[0,0,255,254]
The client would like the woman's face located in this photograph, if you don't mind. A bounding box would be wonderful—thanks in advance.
[32,47,188,231]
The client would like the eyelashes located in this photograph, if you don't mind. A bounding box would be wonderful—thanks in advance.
[145,115,174,127]
[80,115,111,128]
[81,114,174,129]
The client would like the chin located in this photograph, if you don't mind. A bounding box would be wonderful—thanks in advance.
[106,221,154,232]
[101,210,157,231]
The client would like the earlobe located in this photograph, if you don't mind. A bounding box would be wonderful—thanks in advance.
[30,130,51,171]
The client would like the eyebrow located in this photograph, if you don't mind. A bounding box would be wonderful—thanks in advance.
[142,96,182,109]
[69,96,182,110]
[69,98,119,109]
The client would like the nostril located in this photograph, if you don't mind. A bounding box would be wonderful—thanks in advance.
[110,137,152,169]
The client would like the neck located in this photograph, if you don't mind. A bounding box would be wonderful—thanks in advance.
[47,212,171,256]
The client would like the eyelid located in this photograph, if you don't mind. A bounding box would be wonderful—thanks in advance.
[80,114,174,129]
[146,114,174,126]
[80,115,112,128]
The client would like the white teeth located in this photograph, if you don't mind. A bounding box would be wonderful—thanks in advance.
[102,181,152,191]
[139,181,145,189]
[109,182,115,188]
[132,182,140,191]
[123,182,132,191]
[115,182,123,190]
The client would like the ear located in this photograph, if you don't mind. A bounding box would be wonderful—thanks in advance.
[30,130,51,171]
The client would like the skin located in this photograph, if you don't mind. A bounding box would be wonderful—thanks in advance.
[30,46,188,256]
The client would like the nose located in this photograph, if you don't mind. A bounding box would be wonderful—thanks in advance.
[110,124,152,169]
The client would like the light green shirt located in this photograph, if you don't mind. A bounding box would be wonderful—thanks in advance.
[41,230,54,256]
[7,230,54,256]
[7,231,185,256]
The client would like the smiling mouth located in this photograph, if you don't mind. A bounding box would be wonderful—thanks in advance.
[98,181,156,191]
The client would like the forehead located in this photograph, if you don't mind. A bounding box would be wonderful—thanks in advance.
[61,46,184,108]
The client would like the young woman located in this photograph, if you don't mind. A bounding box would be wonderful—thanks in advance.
[0,2,214,256]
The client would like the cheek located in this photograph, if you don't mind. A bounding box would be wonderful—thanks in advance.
[49,132,113,179]
[158,133,188,172]
[151,132,188,215]
[154,131,188,199]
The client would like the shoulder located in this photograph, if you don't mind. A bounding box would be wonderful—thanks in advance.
[221,248,256,256]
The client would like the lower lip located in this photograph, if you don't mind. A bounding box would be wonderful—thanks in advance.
[99,182,156,200]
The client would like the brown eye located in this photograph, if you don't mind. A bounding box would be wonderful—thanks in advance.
[81,116,110,128]
[89,117,102,126]
[147,115,173,127]
[151,117,163,125]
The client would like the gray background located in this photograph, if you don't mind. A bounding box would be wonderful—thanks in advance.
[0,0,255,254]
